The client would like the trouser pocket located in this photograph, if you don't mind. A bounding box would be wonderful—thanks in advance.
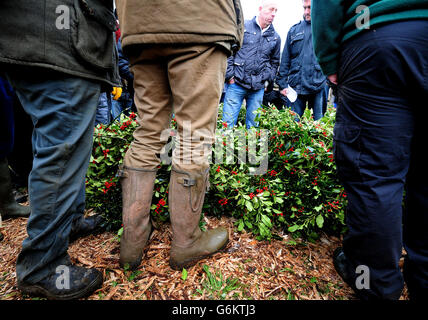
[333,123,362,183]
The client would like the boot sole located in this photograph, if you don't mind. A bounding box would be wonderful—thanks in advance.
[18,272,103,300]
[1,212,31,219]
[119,255,143,271]
[169,238,229,271]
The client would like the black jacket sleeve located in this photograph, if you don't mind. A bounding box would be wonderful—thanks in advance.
[276,31,292,90]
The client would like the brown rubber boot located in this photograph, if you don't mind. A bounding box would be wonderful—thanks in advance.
[0,158,30,219]
[118,166,157,270]
[169,168,229,270]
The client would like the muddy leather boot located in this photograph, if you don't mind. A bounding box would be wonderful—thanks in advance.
[169,168,229,270]
[69,213,107,243]
[17,257,103,300]
[0,158,30,219]
[118,166,157,270]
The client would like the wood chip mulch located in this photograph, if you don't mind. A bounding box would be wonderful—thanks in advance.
[0,213,409,300]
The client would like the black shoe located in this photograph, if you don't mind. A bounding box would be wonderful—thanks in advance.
[69,214,107,243]
[0,232,3,242]
[333,247,354,285]
[335,247,404,300]
[0,158,31,219]
[13,188,28,204]
[18,264,103,300]
[333,247,370,300]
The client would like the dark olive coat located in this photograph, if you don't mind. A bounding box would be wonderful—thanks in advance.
[0,0,120,87]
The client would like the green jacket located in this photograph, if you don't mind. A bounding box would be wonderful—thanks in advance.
[312,0,428,76]
[0,0,120,88]
[116,0,244,56]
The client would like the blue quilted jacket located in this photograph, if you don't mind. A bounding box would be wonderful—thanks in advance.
[226,17,281,91]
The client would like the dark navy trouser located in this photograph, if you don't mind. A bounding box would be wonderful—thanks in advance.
[0,75,14,159]
[6,67,101,284]
[335,19,428,300]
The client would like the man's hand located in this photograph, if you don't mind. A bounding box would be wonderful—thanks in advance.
[228,78,235,85]
[112,87,122,100]
[328,74,338,85]
[280,88,288,96]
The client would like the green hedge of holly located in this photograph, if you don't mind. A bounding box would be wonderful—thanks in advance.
[85,104,347,241]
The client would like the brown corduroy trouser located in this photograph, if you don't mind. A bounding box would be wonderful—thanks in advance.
[123,44,227,172]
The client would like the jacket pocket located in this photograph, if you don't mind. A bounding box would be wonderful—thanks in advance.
[70,0,116,70]
[266,36,279,50]
[243,29,258,46]
[290,33,304,58]
[288,64,301,87]
[233,58,245,81]
[289,64,301,75]
[313,64,326,86]
[333,124,362,182]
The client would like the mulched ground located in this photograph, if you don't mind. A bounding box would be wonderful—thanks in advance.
[0,212,409,300]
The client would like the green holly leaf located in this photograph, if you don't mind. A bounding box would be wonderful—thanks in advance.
[316,214,324,228]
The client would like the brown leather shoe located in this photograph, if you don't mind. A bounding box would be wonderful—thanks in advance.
[118,166,157,270]
[168,168,229,270]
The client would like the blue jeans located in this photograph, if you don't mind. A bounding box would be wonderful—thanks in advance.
[112,91,133,120]
[111,98,123,121]
[222,83,265,129]
[291,88,325,121]
[219,82,228,104]
[96,92,112,125]
[6,68,101,284]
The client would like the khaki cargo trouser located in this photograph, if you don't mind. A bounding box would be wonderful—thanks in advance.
[123,44,227,172]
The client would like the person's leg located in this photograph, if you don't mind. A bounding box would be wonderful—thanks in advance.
[123,48,173,170]
[245,88,265,129]
[402,21,428,301]
[68,181,106,243]
[279,94,291,110]
[111,97,123,121]
[166,44,229,269]
[95,93,111,126]
[220,82,228,104]
[0,157,31,219]
[334,20,427,300]
[403,117,428,300]
[7,68,101,286]
[0,76,30,218]
[0,76,15,241]
[307,89,324,121]
[323,83,329,115]
[118,46,173,269]
[8,94,33,191]
[290,95,306,121]
[222,82,247,128]
[0,76,14,160]
[168,44,226,172]
[123,91,133,115]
